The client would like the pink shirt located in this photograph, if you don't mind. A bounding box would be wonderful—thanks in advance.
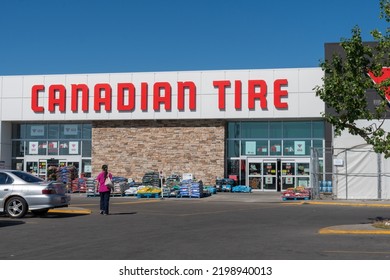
[96,171,113,192]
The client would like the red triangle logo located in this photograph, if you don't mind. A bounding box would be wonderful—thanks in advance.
[368,67,390,102]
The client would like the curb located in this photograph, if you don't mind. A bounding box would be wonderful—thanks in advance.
[319,225,390,235]
[305,201,390,208]
[48,208,92,215]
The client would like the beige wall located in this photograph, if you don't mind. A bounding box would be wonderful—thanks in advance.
[92,120,225,185]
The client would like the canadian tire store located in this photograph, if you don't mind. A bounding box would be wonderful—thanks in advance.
[0,68,328,190]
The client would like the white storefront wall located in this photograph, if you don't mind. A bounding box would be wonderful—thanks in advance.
[333,120,390,199]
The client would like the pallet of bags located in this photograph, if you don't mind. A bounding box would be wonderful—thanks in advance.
[142,171,161,188]
[179,180,204,198]
[136,186,161,198]
[189,182,204,198]
[124,182,142,196]
[232,185,252,193]
[282,186,311,201]
[86,178,98,197]
[179,183,190,197]
[111,176,129,196]
[203,186,216,195]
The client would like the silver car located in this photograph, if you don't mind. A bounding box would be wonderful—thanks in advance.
[0,170,71,218]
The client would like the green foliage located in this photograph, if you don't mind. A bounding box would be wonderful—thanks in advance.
[315,0,390,157]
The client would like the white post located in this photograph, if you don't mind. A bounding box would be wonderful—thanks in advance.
[160,171,164,199]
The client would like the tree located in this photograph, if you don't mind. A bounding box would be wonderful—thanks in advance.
[315,0,390,156]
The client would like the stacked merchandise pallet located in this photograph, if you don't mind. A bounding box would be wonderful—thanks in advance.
[142,172,161,188]
[86,178,98,197]
[111,177,130,196]
[71,177,87,193]
[137,186,161,198]
[282,186,311,201]
[232,185,252,193]
[179,180,204,198]
[57,166,78,193]
[215,178,235,192]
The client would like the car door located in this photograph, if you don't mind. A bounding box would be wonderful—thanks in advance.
[0,172,13,210]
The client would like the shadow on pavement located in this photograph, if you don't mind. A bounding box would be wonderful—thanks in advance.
[36,213,91,219]
[0,220,25,227]
[106,212,137,216]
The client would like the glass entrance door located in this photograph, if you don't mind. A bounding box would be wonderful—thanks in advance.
[280,159,311,190]
[263,160,277,191]
[247,158,278,191]
[247,159,262,190]
[281,160,295,190]
[296,160,310,187]
[246,158,311,191]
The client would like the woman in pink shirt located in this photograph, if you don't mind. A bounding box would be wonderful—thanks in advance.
[96,164,113,215]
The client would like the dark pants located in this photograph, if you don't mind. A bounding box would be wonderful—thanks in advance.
[99,191,110,214]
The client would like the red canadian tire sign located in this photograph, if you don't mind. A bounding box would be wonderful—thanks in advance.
[0,68,325,121]
[368,67,390,103]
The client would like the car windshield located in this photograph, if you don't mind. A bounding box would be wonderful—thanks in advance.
[10,171,44,183]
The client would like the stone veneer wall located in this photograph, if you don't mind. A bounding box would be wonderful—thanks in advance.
[92,120,225,185]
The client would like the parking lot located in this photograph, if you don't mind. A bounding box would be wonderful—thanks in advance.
[1,192,390,260]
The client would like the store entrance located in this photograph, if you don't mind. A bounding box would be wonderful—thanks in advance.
[247,158,278,191]
[246,158,310,192]
[25,157,80,180]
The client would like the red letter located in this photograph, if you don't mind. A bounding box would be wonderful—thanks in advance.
[94,83,112,112]
[31,85,45,113]
[117,83,135,111]
[235,80,242,110]
[274,79,288,109]
[141,82,148,111]
[213,80,231,110]
[248,80,267,109]
[153,82,171,111]
[71,84,89,112]
[178,81,196,111]
[48,84,66,113]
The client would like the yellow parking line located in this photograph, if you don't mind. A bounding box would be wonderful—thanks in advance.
[48,208,92,215]
[306,201,390,208]
[319,227,390,235]
[112,200,161,205]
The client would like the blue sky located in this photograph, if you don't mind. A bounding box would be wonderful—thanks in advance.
[0,0,387,75]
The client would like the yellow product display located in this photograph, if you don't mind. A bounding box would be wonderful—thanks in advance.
[286,186,306,193]
[137,186,161,194]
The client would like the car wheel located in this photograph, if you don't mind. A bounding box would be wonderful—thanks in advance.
[5,197,28,218]
[31,209,49,216]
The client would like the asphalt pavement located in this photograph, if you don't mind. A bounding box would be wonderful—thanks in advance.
[51,191,390,235]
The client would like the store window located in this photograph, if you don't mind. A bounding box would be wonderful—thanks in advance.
[242,122,268,138]
[12,123,92,157]
[227,122,240,138]
[226,121,324,158]
[269,122,282,138]
[60,124,81,139]
[48,124,59,139]
[312,121,325,138]
[313,140,324,157]
[283,140,311,156]
[82,140,92,157]
[270,140,282,156]
[82,124,92,139]
[283,121,311,138]
[59,140,81,155]
[241,140,268,156]
[12,141,24,157]
[48,141,59,155]
[227,140,240,157]
[26,124,47,139]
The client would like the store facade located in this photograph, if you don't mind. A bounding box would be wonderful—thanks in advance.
[0,68,326,189]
